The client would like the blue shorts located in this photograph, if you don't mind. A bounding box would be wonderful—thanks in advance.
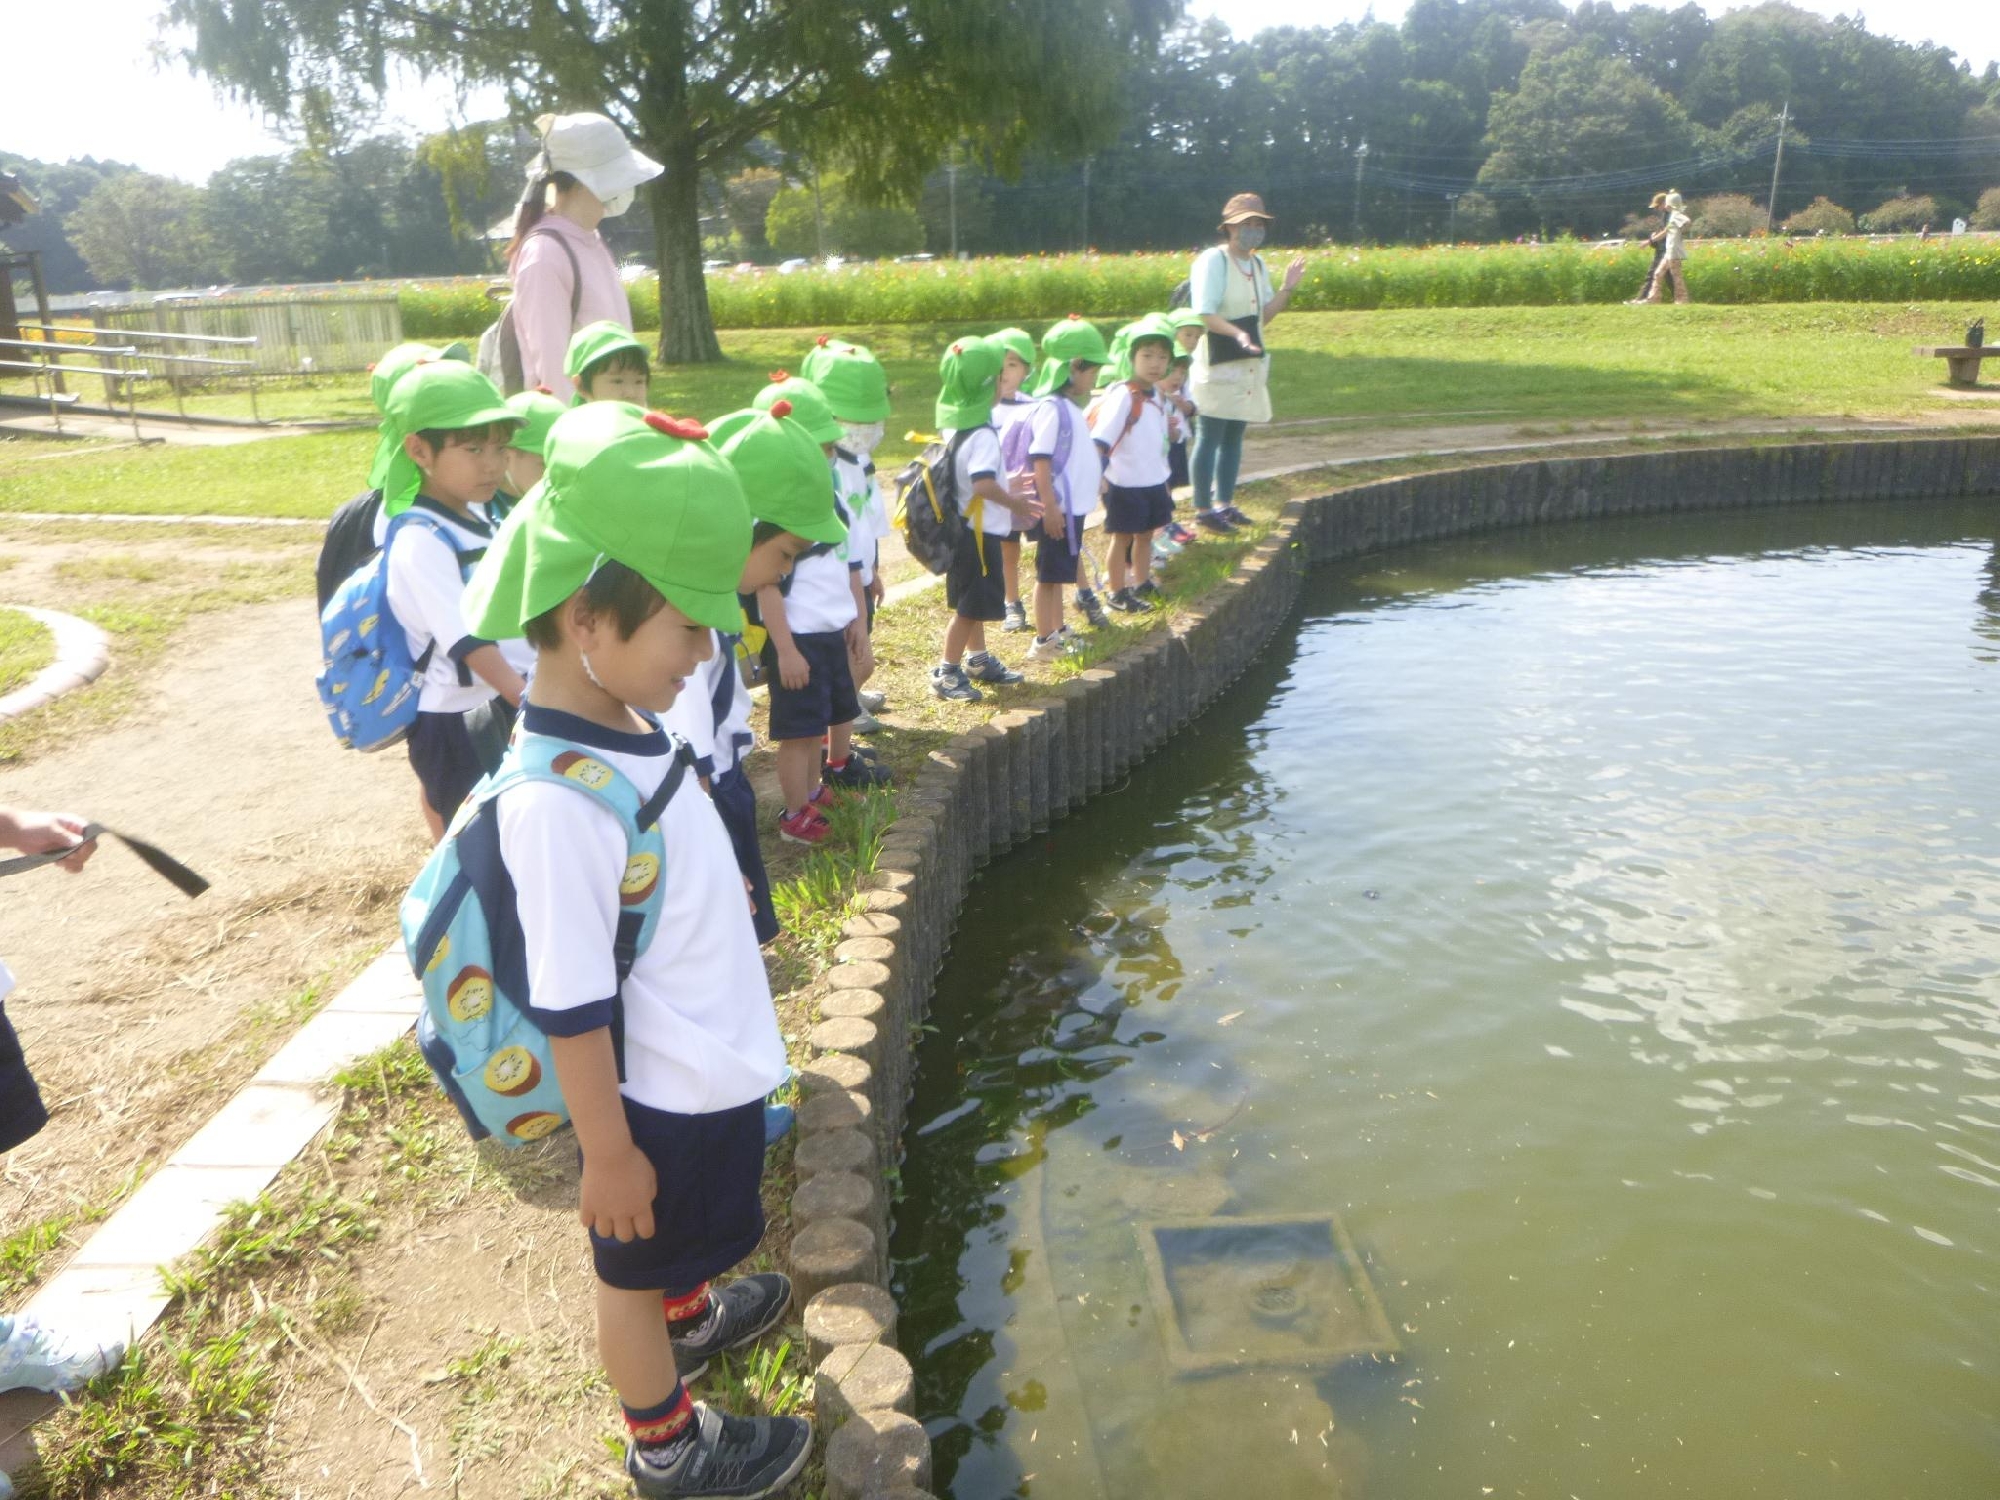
[585,1096,767,1292]
[0,1002,49,1155]
[1035,517,1083,585]
[407,709,485,823]
[762,630,859,742]
[1104,482,1172,535]
[712,765,779,945]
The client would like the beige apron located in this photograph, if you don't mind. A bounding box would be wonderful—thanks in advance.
[1187,247,1274,424]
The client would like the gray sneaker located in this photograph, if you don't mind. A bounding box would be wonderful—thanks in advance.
[964,650,1024,685]
[670,1274,793,1383]
[0,1316,124,1394]
[857,689,887,712]
[931,663,984,702]
[1000,599,1029,632]
[626,1404,813,1499]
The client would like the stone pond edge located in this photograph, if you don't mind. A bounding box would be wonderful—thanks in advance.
[788,432,2000,1498]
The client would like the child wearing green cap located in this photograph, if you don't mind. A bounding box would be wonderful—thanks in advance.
[566,319,652,406]
[497,387,568,522]
[932,334,1042,703]
[1090,315,1178,614]
[746,377,889,840]
[991,328,1038,635]
[380,360,532,837]
[669,402,851,935]
[453,401,813,1499]
[1016,316,1113,656]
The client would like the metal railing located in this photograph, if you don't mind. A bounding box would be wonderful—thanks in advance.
[0,336,144,438]
[2,324,263,430]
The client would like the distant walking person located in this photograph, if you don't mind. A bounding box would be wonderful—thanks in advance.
[1186,193,1307,532]
[503,112,662,398]
[1627,192,1671,304]
[1643,191,1692,305]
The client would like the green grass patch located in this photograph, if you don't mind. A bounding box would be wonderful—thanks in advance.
[0,606,54,696]
[0,428,374,519]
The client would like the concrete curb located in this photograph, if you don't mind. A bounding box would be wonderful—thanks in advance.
[0,607,111,724]
[791,432,2000,1483]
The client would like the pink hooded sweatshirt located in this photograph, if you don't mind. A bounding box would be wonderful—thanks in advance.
[509,213,638,400]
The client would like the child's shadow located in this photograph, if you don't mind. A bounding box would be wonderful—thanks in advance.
[475,1129,582,1211]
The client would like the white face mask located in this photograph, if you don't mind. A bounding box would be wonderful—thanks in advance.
[1236,224,1267,251]
[839,419,885,459]
[601,188,634,218]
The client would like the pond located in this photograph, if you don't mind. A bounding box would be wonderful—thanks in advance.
[891,497,2000,1499]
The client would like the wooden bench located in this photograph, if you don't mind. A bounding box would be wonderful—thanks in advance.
[1914,345,1993,388]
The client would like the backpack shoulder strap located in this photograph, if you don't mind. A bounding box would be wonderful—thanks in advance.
[1105,381,1148,456]
[526,222,586,323]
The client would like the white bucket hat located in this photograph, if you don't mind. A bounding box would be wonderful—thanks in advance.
[530,112,663,202]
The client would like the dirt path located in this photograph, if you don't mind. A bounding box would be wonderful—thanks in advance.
[0,592,423,1271]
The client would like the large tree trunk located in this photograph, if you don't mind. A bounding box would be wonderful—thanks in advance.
[652,135,723,365]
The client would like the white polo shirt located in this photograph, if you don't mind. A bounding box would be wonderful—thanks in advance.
[944,425,1010,537]
[1027,396,1103,519]
[775,492,859,636]
[498,705,786,1115]
[832,449,885,586]
[662,632,754,782]
[1090,383,1171,489]
[384,501,512,714]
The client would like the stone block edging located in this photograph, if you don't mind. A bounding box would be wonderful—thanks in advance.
[0,606,110,724]
[790,433,2000,1479]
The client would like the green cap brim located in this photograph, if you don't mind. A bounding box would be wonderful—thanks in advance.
[380,395,519,517]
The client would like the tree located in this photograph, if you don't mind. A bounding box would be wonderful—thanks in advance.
[1974,187,2000,232]
[1859,194,1940,233]
[1781,195,1854,234]
[164,0,1178,364]
[1690,192,1763,236]
[765,175,922,259]
[67,172,214,289]
[723,168,784,261]
[0,156,140,292]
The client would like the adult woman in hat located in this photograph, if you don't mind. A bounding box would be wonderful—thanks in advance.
[1185,192,1307,532]
[505,112,664,399]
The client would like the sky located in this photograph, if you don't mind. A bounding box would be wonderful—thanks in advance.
[6,0,1998,183]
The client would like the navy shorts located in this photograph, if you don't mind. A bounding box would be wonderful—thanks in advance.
[585,1096,767,1292]
[1104,482,1172,535]
[0,1002,49,1155]
[946,528,1006,621]
[711,765,779,945]
[762,630,858,742]
[408,709,486,823]
[1035,519,1082,585]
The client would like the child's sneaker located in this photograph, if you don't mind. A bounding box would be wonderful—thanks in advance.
[776,804,829,846]
[1024,632,1068,663]
[963,651,1024,686]
[671,1274,794,1381]
[823,755,893,790]
[1133,580,1164,606]
[1000,599,1029,632]
[857,689,887,712]
[1107,588,1144,614]
[1219,504,1253,527]
[1076,589,1110,629]
[1153,534,1182,560]
[931,662,984,702]
[850,709,883,734]
[1195,509,1236,534]
[1165,521,1198,545]
[626,1404,813,1499]
[0,1317,125,1393]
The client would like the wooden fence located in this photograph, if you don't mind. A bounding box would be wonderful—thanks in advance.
[92,292,403,375]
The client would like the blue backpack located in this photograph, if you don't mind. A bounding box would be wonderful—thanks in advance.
[316,508,484,752]
[400,728,694,1146]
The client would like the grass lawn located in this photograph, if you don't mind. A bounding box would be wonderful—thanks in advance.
[0,301,1987,522]
[0,606,54,695]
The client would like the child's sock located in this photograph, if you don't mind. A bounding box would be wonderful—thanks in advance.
[662,1284,712,1333]
[625,1380,697,1465]
[825,756,850,774]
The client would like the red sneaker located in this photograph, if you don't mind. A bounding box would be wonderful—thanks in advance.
[777,805,830,845]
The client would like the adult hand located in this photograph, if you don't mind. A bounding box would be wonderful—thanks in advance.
[3,812,97,873]
[778,646,811,691]
[579,1141,658,1242]
[1283,255,1307,292]
[1042,507,1066,540]
[1236,331,1265,356]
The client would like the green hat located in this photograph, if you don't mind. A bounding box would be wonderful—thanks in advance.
[1095,314,1177,388]
[799,337,890,423]
[1029,315,1110,397]
[935,333,1002,430]
[1168,309,1206,334]
[752,373,843,446]
[991,327,1036,371]
[709,405,848,546]
[463,403,752,639]
[564,320,649,398]
[367,341,470,487]
[505,389,568,457]
[379,360,518,517]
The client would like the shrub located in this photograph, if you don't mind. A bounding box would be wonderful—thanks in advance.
[1690,193,1766,238]
[1973,187,2000,233]
[1782,197,1856,236]
[1859,194,1940,234]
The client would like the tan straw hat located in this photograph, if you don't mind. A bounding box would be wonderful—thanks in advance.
[1219,192,1275,230]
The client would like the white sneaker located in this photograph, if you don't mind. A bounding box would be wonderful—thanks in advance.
[0,1315,125,1394]
[1025,633,1067,663]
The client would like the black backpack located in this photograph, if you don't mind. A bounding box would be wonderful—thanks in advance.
[316,488,385,613]
[1170,276,1193,310]
[891,432,973,576]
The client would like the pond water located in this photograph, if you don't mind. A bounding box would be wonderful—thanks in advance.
[891,498,2000,1500]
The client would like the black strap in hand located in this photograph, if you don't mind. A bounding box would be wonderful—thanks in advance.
[0,823,209,897]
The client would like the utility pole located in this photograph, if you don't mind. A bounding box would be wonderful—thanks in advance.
[1765,101,1790,233]
[1447,192,1460,243]
[947,156,959,260]
[1352,141,1369,244]
[811,162,825,261]
[1080,158,1092,251]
